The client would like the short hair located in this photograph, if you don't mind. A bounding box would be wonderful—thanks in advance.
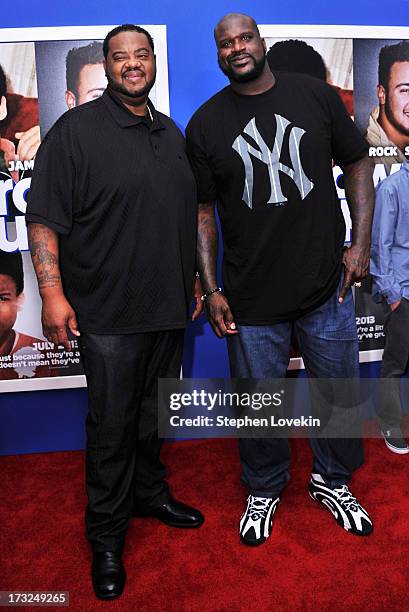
[378,41,409,89]
[66,41,104,96]
[0,251,24,295]
[267,40,327,81]
[0,64,7,98]
[103,24,154,59]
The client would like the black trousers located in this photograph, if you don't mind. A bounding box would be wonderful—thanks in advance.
[379,297,409,429]
[80,329,184,553]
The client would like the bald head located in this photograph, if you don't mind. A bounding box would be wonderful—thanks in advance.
[214,12,268,87]
[214,13,260,42]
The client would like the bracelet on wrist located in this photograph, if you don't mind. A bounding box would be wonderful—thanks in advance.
[201,287,222,302]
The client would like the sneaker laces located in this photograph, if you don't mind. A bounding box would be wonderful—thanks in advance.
[247,496,272,520]
[332,485,359,511]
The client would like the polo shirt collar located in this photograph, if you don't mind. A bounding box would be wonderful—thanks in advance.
[101,88,165,131]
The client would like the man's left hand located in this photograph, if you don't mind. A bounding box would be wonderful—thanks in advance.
[191,275,204,320]
[339,243,369,303]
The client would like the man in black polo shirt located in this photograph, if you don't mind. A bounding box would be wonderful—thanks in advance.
[186,13,375,546]
[26,24,203,600]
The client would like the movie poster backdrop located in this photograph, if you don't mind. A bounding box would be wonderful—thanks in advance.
[261,25,409,367]
[0,25,408,390]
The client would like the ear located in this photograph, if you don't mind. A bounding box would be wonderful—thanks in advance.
[262,38,267,53]
[377,84,386,106]
[65,90,77,109]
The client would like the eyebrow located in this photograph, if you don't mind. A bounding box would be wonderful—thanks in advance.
[112,47,150,54]
[394,81,409,87]
[218,31,254,42]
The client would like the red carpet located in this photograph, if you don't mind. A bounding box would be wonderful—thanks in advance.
[1,438,408,611]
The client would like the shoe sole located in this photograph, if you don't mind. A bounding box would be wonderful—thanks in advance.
[383,439,409,455]
[308,490,373,536]
[240,535,267,546]
[95,590,124,600]
[92,578,125,600]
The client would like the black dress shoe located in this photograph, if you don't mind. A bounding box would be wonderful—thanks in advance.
[91,552,126,600]
[134,497,204,528]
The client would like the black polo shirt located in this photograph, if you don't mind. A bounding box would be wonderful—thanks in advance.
[26,90,197,333]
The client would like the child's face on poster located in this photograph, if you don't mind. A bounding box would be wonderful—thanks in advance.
[0,273,21,339]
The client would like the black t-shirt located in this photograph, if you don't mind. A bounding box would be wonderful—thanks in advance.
[186,71,368,324]
[26,90,197,333]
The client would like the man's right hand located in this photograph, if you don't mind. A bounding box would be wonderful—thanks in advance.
[390,299,401,312]
[205,292,238,338]
[41,291,80,350]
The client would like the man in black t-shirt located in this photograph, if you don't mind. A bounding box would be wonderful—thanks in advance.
[186,13,375,545]
[26,25,204,600]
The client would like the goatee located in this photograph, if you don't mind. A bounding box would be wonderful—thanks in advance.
[105,71,155,100]
[218,53,266,83]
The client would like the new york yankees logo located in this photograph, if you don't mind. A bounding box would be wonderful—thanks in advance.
[232,114,314,209]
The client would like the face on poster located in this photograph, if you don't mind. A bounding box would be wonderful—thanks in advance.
[353,38,409,176]
[0,26,169,391]
[35,39,107,139]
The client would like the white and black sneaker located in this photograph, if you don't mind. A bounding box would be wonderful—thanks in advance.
[239,495,280,546]
[309,474,373,536]
[381,428,409,455]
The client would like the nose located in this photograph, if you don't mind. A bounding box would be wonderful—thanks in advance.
[125,56,143,69]
[231,37,246,53]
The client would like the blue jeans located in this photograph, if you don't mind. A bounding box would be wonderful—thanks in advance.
[227,280,363,497]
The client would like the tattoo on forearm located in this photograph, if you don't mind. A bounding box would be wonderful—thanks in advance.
[36,272,62,289]
[28,224,62,290]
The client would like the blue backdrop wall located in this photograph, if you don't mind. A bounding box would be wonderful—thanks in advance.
[1,0,408,455]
